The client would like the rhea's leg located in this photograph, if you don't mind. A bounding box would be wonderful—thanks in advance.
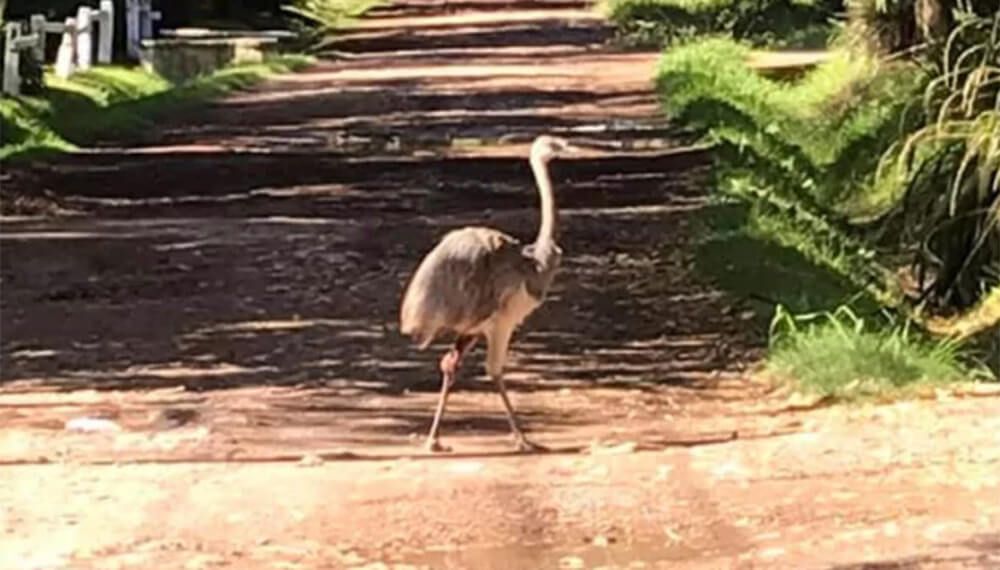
[486,325,547,453]
[425,335,477,452]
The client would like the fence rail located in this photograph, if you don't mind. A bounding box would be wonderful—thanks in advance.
[2,0,161,96]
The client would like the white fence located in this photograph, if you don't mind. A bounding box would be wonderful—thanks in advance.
[2,0,161,96]
[125,0,161,59]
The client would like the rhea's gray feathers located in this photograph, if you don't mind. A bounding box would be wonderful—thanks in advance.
[399,134,570,350]
[399,226,560,348]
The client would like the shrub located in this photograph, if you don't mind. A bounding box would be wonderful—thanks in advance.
[284,0,385,49]
[605,0,840,48]
[656,38,926,215]
[657,28,1000,377]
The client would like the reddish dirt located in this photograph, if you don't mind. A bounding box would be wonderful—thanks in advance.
[1,3,998,569]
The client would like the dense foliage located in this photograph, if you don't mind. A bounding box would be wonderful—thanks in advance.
[653,5,999,383]
[657,39,926,303]
[605,0,843,48]
[284,0,385,48]
[874,12,999,311]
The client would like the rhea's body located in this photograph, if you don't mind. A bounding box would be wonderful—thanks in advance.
[398,135,573,452]
[401,227,560,345]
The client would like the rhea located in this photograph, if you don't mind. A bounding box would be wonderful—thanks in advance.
[399,135,577,452]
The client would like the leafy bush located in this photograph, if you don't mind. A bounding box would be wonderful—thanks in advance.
[657,24,1000,380]
[655,40,928,309]
[657,38,927,219]
[284,0,385,49]
[765,304,989,399]
[605,0,840,48]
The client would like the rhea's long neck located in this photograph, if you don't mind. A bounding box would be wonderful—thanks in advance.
[531,154,557,248]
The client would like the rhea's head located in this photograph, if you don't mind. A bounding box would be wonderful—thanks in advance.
[530,135,574,163]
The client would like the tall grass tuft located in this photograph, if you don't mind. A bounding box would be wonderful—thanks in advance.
[875,11,1000,311]
[765,305,990,400]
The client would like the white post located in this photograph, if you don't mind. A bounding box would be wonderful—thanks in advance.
[126,0,141,59]
[97,0,114,64]
[76,6,94,72]
[54,18,77,79]
[29,15,47,62]
[139,0,154,40]
[3,23,22,95]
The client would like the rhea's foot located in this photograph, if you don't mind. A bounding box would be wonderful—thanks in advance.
[513,435,549,453]
[425,438,452,453]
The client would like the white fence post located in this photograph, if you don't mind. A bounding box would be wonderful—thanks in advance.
[126,0,160,60]
[29,15,47,62]
[97,0,114,64]
[139,0,154,40]
[125,0,140,59]
[54,18,77,79]
[3,23,22,95]
[76,6,94,72]
[2,2,135,91]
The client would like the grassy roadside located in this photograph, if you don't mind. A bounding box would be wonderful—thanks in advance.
[0,54,314,160]
[654,34,998,400]
[763,303,991,401]
[695,200,996,402]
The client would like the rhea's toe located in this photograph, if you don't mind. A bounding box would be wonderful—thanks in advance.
[425,439,452,453]
[514,436,548,453]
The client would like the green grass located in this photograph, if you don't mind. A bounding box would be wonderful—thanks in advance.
[0,54,314,160]
[696,201,993,396]
[765,306,989,401]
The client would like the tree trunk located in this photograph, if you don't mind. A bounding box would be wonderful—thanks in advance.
[916,0,949,43]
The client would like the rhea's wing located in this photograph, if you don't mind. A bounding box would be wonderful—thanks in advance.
[400,227,536,345]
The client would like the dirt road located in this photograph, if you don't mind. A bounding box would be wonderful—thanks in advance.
[1,1,999,568]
